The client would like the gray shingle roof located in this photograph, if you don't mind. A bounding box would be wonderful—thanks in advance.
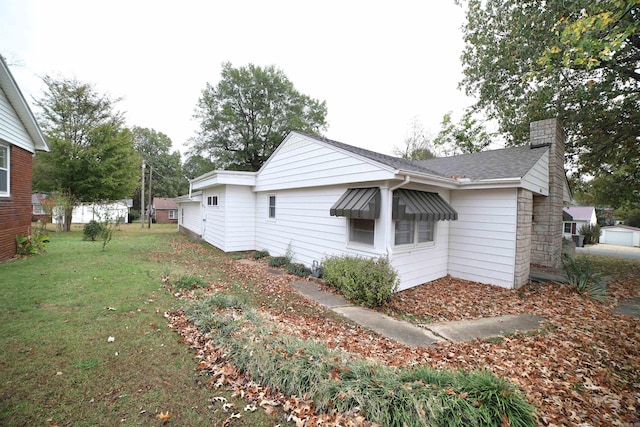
[296,132,548,181]
[415,145,549,180]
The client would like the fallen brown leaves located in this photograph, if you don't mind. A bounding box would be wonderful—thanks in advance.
[167,251,640,426]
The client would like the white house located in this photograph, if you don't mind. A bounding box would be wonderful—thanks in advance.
[562,206,597,238]
[178,119,570,290]
[600,226,640,247]
[53,201,129,225]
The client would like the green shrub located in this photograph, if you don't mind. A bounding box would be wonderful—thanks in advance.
[253,250,270,259]
[579,223,601,245]
[174,274,207,290]
[15,230,49,256]
[83,220,104,241]
[268,256,287,267]
[323,255,398,307]
[562,255,608,300]
[286,262,311,277]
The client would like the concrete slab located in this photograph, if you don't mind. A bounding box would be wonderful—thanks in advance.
[613,297,640,317]
[291,280,350,308]
[428,314,546,343]
[530,267,567,283]
[333,306,445,347]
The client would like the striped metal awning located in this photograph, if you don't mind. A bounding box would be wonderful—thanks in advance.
[330,188,381,219]
[392,189,458,221]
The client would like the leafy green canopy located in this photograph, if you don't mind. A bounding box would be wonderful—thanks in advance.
[33,77,140,229]
[132,127,187,198]
[459,0,639,208]
[190,62,328,172]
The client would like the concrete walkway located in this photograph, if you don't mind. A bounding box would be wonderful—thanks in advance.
[290,280,546,347]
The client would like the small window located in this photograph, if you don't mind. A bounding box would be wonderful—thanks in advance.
[0,144,8,196]
[169,210,178,219]
[395,219,434,246]
[268,195,276,218]
[563,223,572,233]
[350,218,375,245]
[207,196,218,206]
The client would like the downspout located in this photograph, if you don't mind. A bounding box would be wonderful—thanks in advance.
[385,175,411,258]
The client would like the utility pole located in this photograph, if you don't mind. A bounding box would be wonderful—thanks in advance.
[141,161,145,228]
[147,165,153,228]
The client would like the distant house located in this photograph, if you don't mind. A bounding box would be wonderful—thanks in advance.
[600,225,640,247]
[52,201,129,225]
[32,193,50,223]
[0,56,49,261]
[562,206,597,238]
[152,198,178,223]
[178,118,570,290]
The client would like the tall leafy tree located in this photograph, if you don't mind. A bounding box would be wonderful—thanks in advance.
[33,76,140,230]
[132,127,188,203]
[458,0,640,208]
[433,110,493,156]
[191,62,328,171]
[183,154,215,180]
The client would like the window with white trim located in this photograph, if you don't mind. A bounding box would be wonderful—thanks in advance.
[394,219,434,246]
[168,209,178,219]
[349,218,375,246]
[207,196,218,206]
[268,195,276,218]
[0,144,8,196]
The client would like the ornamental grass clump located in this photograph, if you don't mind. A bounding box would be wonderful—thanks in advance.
[183,298,536,426]
[561,255,608,300]
[322,255,398,307]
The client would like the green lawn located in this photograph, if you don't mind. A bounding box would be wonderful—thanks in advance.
[0,224,281,426]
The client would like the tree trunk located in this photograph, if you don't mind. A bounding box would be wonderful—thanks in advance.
[64,206,73,232]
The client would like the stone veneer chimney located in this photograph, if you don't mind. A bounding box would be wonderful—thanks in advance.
[529,118,566,269]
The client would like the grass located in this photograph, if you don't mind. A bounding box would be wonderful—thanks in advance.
[0,224,281,427]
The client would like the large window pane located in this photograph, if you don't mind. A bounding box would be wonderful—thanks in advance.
[417,220,434,243]
[350,218,375,245]
[395,219,414,245]
[0,170,6,193]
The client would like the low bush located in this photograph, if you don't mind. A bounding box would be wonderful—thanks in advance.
[323,255,398,307]
[268,256,287,267]
[562,255,608,300]
[286,262,311,277]
[174,274,207,290]
[579,223,601,245]
[83,220,104,241]
[253,250,270,259]
[15,229,49,256]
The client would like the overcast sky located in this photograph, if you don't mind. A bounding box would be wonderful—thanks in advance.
[1,0,475,157]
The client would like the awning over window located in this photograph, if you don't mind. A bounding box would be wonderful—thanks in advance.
[392,189,458,221]
[330,188,380,219]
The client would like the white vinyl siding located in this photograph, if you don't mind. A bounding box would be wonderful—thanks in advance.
[202,186,255,252]
[178,201,202,236]
[255,186,386,267]
[0,87,35,153]
[448,188,518,288]
[255,133,395,192]
[521,151,549,195]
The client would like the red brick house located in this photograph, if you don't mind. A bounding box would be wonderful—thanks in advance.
[152,197,178,223]
[0,56,49,261]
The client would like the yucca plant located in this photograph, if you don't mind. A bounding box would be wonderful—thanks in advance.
[561,255,608,300]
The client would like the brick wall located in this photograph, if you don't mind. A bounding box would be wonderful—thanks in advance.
[530,118,565,269]
[0,145,33,261]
